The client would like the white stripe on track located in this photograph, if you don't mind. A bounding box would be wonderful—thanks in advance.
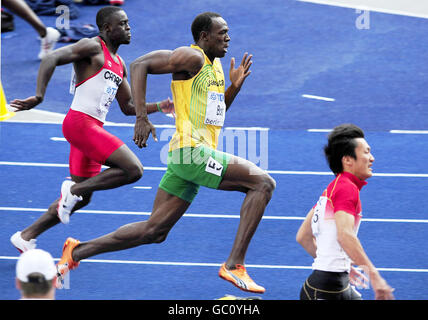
[307,129,332,132]
[298,0,428,20]
[0,161,165,171]
[0,255,426,272]
[1,161,428,177]
[309,129,428,135]
[302,94,335,102]
[5,117,269,131]
[390,130,428,134]
[1,207,427,223]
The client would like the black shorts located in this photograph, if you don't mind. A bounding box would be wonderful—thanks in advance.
[300,270,362,300]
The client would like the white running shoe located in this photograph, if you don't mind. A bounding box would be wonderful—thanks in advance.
[10,231,37,253]
[38,27,61,60]
[57,180,82,224]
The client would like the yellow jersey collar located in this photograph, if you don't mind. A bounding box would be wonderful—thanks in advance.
[191,44,213,65]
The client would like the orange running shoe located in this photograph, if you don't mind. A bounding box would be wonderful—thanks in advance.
[56,237,80,289]
[218,263,265,294]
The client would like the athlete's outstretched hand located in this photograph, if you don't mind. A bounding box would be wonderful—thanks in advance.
[9,96,42,112]
[229,52,252,89]
[134,116,157,148]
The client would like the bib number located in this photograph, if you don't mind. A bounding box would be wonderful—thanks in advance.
[204,91,226,126]
[205,156,224,177]
[311,197,327,236]
[98,86,117,115]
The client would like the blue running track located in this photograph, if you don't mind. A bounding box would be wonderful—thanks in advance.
[1,0,427,300]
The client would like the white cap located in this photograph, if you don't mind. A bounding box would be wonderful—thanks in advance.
[16,249,57,282]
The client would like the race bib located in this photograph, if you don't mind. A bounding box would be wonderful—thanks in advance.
[204,91,226,127]
[311,196,328,236]
[98,85,117,115]
[205,156,224,177]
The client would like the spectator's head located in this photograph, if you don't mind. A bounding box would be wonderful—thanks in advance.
[16,249,57,300]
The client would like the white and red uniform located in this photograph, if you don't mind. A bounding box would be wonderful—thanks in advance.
[311,171,367,273]
[62,37,124,177]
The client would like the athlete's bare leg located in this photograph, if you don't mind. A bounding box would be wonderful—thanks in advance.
[20,175,92,241]
[70,156,274,265]
[3,0,47,37]
[21,144,143,241]
[217,156,276,269]
[70,144,143,198]
[71,188,190,261]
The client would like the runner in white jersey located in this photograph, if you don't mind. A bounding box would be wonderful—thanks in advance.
[296,124,394,300]
[310,172,364,274]
[9,6,174,255]
[69,35,125,122]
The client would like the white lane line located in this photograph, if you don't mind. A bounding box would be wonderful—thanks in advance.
[0,161,69,168]
[307,129,332,132]
[298,0,428,20]
[50,137,67,141]
[390,130,428,134]
[268,170,333,176]
[302,94,335,102]
[310,129,428,135]
[0,255,426,272]
[6,109,427,135]
[105,123,270,131]
[0,161,166,171]
[224,127,270,131]
[7,117,428,135]
[372,173,428,178]
[133,186,152,190]
[1,161,428,177]
[1,207,427,223]
[6,118,269,131]
[105,122,175,128]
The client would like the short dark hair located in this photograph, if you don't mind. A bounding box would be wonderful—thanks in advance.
[191,12,222,42]
[96,6,123,31]
[324,124,365,175]
[19,272,53,296]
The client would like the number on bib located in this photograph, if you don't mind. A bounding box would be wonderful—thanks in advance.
[205,156,224,177]
[204,91,226,126]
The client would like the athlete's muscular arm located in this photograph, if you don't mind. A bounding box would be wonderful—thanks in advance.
[335,211,395,300]
[10,38,101,111]
[115,63,135,115]
[115,60,174,116]
[296,208,317,258]
[225,52,252,111]
[129,47,203,148]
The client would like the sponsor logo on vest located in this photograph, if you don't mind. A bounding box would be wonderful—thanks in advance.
[208,79,224,87]
[104,70,122,86]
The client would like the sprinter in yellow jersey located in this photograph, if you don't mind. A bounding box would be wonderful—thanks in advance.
[55,12,276,294]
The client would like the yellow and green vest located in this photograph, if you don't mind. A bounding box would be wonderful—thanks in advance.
[169,44,226,151]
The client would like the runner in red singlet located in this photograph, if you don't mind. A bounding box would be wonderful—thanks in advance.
[296,124,394,300]
[9,6,174,252]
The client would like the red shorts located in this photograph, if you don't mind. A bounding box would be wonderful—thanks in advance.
[62,109,124,177]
